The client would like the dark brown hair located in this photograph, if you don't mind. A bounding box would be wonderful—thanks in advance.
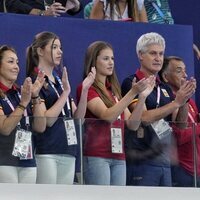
[106,0,135,20]
[0,45,18,98]
[26,31,59,77]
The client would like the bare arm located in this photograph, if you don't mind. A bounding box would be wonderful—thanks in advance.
[172,77,196,128]
[65,0,80,12]
[45,67,70,127]
[87,78,148,122]
[32,100,47,132]
[141,80,195,123]
[125,76,155,130]
[141,101,181,123]
[193,43,200,60]
[0,107,26,136]
[134,1,148,22]
[89,1,104,19]
[172,103,189,128]
[0,78,32,136]
[31,71,46,133]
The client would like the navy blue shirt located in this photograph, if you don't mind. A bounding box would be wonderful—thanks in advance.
[34,74,80,157]
[0,82,36,167]
[121,69,174,166]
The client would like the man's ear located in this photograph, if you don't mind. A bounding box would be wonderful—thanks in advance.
[138,51,143,61]
[37,47,43,57]
[162,72,168,83]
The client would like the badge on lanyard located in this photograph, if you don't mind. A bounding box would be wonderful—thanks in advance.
[137,126,144,138]
[151,119,172,140]
[64,119,77,145]
[111,128,123,153]
[49,76,77,145]
[4,94,33,160]
[12,128,33,160]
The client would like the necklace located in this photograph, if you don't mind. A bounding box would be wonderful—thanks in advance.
[116,1,127,19]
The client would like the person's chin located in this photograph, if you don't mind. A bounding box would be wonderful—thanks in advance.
[152,66,161,74]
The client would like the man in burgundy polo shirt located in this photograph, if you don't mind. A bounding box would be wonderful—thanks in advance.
[159,56,200,187]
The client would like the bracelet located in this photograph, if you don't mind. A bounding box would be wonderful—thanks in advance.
[32,96,41,105]
[32,95,39,99]
[17,104,26,111]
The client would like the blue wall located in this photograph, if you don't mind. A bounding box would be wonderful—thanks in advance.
[0,13,194,101]
[169,0,200,107]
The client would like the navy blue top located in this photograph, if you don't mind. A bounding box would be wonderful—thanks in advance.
[0,82,36,167]
[35,74,80,156]
[121,69,174,166]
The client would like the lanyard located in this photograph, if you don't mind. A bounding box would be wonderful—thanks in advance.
[188,104,196,124]
[48,76,72,118]
[188,112,195,124]
[151,1,169,24]
[156,86,161,108]
[4,94,30,127]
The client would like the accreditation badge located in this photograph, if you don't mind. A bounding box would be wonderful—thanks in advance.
[12,129,32,160]
[111,128,123,153]
[64,119,77,145]
[151,119,172,140]
[137,126,144,138]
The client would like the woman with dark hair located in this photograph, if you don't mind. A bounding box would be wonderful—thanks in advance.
[89,0,147,22]
[26,31,95,184]
[77,41,154,185]
[0,45,46,183]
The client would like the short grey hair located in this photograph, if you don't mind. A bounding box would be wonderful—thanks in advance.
[136,32,166,56]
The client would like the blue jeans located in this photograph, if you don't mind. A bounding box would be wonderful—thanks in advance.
[171,165,200,187]
[126,163,172,186]
[84,156,126,185]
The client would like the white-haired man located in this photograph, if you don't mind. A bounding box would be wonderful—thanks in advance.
[121,32,196,186]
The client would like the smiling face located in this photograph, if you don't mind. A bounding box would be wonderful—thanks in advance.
[164,59,187,91]
[139,44,164,76]
[39,38,63,67]
[95,47,114,79]
[0,50,19,85]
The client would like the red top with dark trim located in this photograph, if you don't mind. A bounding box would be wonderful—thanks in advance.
[77,83,125,160]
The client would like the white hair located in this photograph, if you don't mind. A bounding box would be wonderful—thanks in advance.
[136,32,166,56]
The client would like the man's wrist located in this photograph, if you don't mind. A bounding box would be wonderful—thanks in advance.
[38,10,45,16]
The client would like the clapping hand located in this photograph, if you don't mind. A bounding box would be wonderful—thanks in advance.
[65,0,80,12]
[131,77,148,94]
[140,75,156,98]
[175,77,196,106]
[20,77,32,107]
[62,67,71,96]
[82,67,96,91]
[32,70,45,98]
[45,2,66,17]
